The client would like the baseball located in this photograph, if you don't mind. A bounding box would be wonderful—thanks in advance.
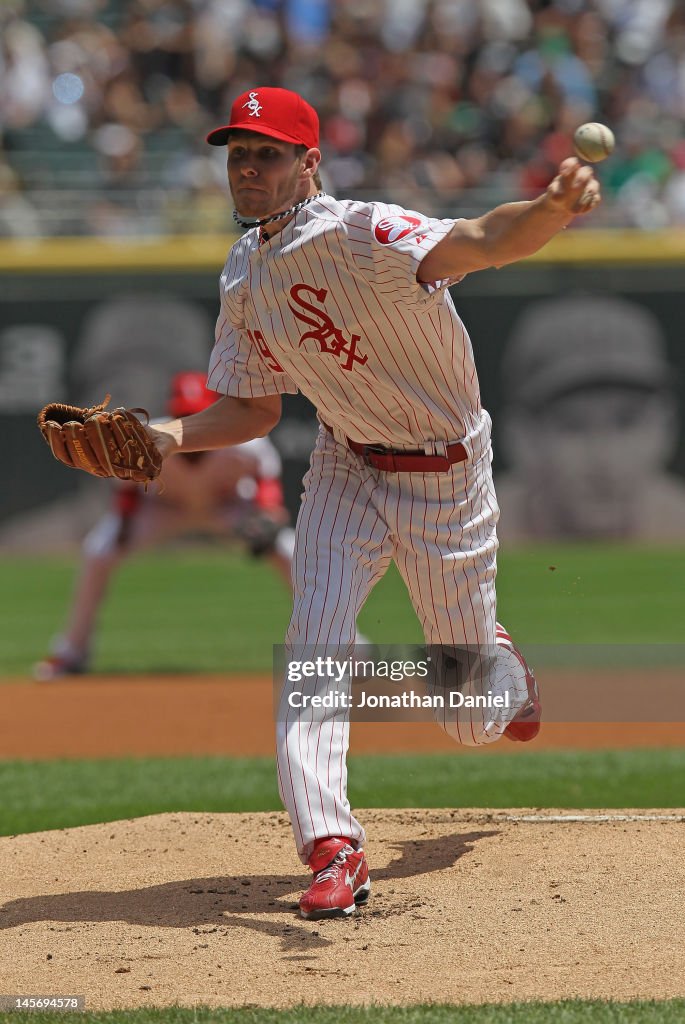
[573,122,615,163]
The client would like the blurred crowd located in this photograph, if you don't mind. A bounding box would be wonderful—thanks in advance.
[1,0,684,237]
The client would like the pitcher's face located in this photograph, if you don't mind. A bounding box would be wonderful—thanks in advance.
[227,132,309,220]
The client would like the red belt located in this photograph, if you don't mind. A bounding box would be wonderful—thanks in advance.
[322,422,467,473]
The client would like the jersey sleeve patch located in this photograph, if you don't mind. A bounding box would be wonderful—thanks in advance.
[373,215,425,246]
[362,204,460,308]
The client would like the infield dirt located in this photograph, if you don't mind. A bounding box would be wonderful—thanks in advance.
[1,808,684,1010]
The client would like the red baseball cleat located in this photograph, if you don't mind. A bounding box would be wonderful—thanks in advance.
[299,837,371,920]
[496,624,542,743]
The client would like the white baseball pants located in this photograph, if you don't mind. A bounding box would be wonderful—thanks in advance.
[277,428,529,861]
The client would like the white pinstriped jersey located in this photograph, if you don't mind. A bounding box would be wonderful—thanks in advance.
[208,196,491,457]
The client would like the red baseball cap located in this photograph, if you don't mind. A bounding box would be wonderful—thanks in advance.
[168,372,220,418]
[206,87,319,149]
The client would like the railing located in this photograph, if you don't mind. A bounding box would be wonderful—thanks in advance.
[3,184,640,238]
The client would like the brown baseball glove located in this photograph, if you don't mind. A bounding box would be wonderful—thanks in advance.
[37,396,162,484]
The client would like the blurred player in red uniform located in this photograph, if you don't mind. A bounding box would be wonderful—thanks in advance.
[34,372,296,679]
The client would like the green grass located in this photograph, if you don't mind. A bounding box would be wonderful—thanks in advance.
[1,545,684,677]
[1,749,683,837]
[1,1000,685,1023]
[0,550,295,676]
[495,545,685,644]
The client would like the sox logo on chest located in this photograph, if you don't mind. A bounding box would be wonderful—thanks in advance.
[249,283,369,374]
[288,284,367,372]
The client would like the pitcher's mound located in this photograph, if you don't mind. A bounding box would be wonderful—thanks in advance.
[1,809,684,1010]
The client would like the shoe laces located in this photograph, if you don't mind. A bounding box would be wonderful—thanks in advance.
[312,846,353,886]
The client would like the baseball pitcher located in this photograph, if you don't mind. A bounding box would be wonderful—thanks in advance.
[39,87,602,920]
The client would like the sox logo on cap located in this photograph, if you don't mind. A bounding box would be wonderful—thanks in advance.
[243,92,263,118]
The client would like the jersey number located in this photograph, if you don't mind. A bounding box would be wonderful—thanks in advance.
[247,329,285,373]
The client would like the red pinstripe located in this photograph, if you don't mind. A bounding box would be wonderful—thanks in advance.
[278,229,366,424]
[295,225,386,437]
[324,233,430,439]
[319,225,408,441]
